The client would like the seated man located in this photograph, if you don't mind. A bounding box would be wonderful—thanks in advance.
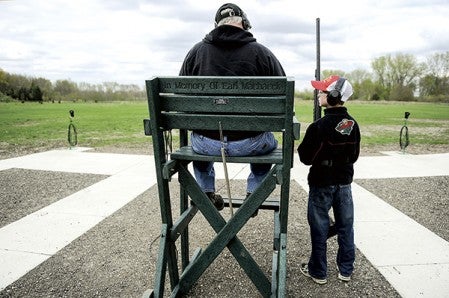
[179,3,285,210]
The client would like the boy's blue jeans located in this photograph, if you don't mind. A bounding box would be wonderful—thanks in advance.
[190,132,277,193]
[307,184,355,279]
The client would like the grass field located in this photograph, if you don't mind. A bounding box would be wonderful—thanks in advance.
[1,100,448,153]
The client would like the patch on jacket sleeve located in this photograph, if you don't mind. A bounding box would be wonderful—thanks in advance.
[335,119,355,135]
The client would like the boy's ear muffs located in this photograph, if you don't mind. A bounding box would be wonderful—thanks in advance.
[327,77,346,106]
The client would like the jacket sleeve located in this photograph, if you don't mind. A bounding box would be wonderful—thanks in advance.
[349,122,361,163]
[297,123,322,165]
[269,55,286,76]
[266,49,286,76]
[179,52,191,76]
[255,44,286,76]
[179,45,198,76]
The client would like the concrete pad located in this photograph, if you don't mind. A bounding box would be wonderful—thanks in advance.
[378,263,449,298]
[354,153,449,179]
[0,250,50,292]
[0,211,104,255]
[351,184,406,222]
[353,183,449,266]
[0,148,150,175]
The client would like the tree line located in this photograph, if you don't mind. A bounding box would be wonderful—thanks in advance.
[1,51,448,103]
[0,70,146,103]
[299,51,448,102]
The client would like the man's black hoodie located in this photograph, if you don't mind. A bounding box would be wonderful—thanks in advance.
[179,25,285,140]
[180,25,285,77]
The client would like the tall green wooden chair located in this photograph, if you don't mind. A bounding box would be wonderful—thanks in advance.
[143,76,298,297]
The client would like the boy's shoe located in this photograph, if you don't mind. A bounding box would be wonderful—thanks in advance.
[206,192,224,210]
[338,272,351,282]
[300,263,327,285]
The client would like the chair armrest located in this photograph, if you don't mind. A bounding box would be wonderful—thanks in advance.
[293,116,300,140]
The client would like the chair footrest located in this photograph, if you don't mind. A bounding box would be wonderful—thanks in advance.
[222,198,280,211]
[171,146,283,164]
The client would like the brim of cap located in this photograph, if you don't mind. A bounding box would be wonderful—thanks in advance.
[310,80,328,91]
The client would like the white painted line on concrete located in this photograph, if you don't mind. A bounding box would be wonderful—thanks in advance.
[352,183,449,298]
[0,250,50,292]
[0,149,157,290]
[354,152,449,179]
[0,147,150,175]
[378,263,449,298]
[292,154,449,298]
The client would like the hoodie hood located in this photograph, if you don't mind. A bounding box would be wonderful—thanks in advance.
[204,25,256,47]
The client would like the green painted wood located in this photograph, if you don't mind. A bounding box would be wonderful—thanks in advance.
[152,224,168,297]
[273,211,280,251]
[146,78,174,226]
[147,78,181,296]
[271,251,279,297]
[270,232,288,297]
[143,118,152,136]
[222,197,280,210]
[171,146,283,164]
[170,205,198,241]
[145,76,296,297]
[293,116,301,140]
[162,160,177,180]
[177,165,273,296]
[160,94,286,114]
[277,233,288,297]
[279,168,291,235]
[160,113,286,132]
[157,76,287,95]
[180,187,190,271]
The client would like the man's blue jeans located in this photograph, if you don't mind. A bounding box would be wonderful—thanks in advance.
[190,132,277,193]
[307,184,355,279]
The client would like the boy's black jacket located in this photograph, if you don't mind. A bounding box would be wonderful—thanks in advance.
[298,107,361,187]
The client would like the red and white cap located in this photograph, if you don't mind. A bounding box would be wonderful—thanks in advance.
[311,75,353,102]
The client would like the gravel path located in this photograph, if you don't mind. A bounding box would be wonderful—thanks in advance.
[0,169,108,228]
[355,176,449,242]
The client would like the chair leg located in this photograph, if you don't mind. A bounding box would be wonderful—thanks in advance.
[278,233,288,297]
[273,211,280,250]
[151,224,181,297]
[151,225,169,297]
[176,164,275,296]
[180,187,190,270]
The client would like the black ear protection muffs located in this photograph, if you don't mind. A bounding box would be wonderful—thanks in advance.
[241,11,251,30]
[215,3,252,30]
[327,77,346,106]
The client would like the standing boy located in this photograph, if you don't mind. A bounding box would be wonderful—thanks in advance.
[298,75,361,284]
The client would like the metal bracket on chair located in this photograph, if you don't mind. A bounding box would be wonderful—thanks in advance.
[143,118,152,136]
[293,116,300,140]
[162,160,178,180]
[275,165,283,185]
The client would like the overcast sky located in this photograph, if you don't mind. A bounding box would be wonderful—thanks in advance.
[1,0,448,90]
